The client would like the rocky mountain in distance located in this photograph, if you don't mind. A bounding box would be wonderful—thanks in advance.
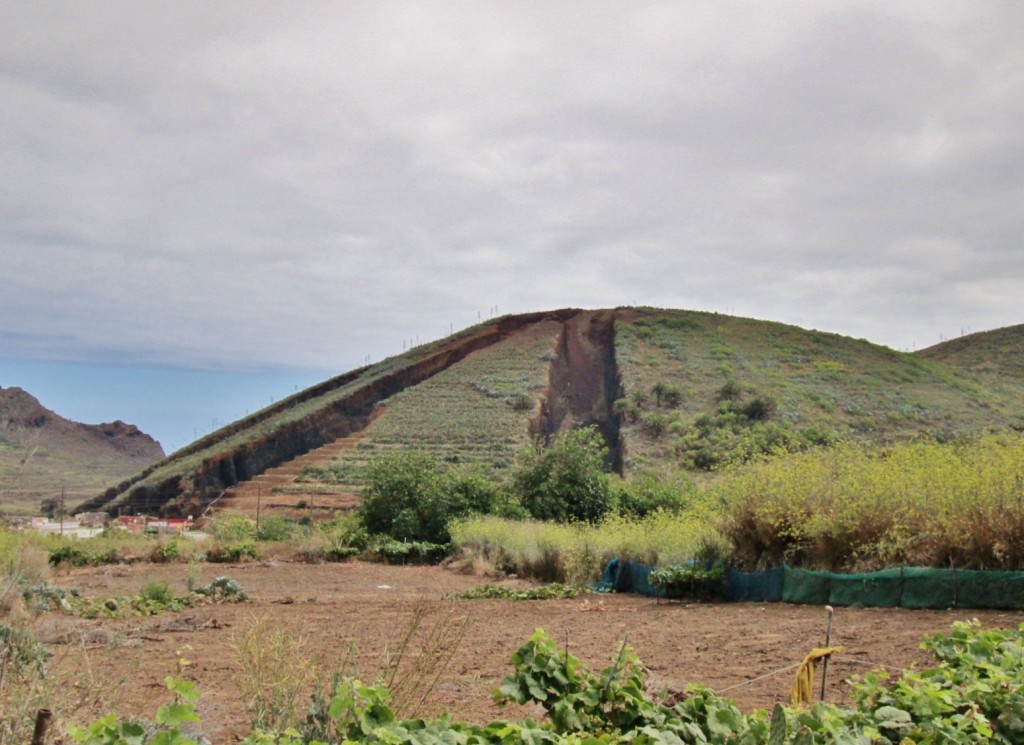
[0,385,164,514]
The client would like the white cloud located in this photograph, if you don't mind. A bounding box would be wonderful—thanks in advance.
[1,0,1022,375]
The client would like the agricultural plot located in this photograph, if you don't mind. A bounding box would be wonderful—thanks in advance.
[294,320,563,492]
[34,561,1020,743]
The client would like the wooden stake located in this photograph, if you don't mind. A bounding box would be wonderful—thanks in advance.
[32,708,52,745]
[820,605,834,702]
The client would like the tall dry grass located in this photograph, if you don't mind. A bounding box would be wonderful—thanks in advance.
[715,433,1024,570]
[450,507,724,584]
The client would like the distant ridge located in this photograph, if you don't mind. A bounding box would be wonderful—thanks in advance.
[0,386,164,513]
[77,307,1024,520]
[918,323,1024,381]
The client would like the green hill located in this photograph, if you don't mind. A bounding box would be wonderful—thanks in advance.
[76,308,1024,518]
[614,309,1024,473]
[917,323,1024,382]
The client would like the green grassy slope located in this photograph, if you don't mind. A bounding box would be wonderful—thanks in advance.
[613,309,1024,475]
[917,324,1024,381]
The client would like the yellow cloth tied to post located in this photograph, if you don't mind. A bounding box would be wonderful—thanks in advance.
[790,646,842,706]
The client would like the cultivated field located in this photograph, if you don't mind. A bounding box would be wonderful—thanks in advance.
[40,561,1021,742]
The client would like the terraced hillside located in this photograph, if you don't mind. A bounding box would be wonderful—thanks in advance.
[80,307,1024,519]
[216,319,564,517]
[77,309,586,517]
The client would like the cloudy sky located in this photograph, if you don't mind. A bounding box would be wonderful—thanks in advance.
[2,2,1022,451]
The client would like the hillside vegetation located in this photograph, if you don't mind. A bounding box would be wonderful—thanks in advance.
[614,309,1024,474]
[289,318,562,497]
[76,307,1023,520]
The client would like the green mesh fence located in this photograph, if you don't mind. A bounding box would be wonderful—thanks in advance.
[597,558,665,597]
[900,567,956,610]
[781,567,831,605]
[599,559,1024,610]
[725,566,783,602]
[828,568,903,607]
[955,569,1024,610]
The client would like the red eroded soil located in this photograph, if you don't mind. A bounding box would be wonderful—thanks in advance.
[46,562,1022,742]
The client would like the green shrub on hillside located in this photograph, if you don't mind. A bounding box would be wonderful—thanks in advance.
[671,396,810,470]
[207,514,258,543]
[512,427,614,523]
[614,474,695,517]
[254,515,296,542]
[359,451,510,544]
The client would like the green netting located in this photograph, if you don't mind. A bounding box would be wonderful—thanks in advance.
[900,567,956,610]
[782,567,831,605]
[955,569,1024,610]
[600,559,1024,610]
[828,568,903,607]
[726,566,783,602]
[597,559,664,597]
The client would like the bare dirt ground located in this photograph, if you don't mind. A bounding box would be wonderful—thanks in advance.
[44,561,1022,742]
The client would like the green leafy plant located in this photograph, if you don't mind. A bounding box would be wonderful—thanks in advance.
[448,583,588,600]
[140,580,174,605]
[190,576,248,602]
[513,427,615,524]
[150,540,180,564]
[69,675,201,745]
[205,542,259,563]
[48,545,91,567]
[371,539,449,565]
[649,560,727,600]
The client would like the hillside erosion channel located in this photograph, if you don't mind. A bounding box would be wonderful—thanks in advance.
[83,309,610,516]
[531,309,624,473]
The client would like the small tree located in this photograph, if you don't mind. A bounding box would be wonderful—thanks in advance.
[359,453,507,543]
[359,450,443,542]
[513,427,614,523]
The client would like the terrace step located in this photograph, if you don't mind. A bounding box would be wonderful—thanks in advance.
[210,418,383,519]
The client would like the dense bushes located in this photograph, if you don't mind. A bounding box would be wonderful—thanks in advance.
[716,433,1024,571]
[512,427,614,523]
[359,451,512,543]
[359,427,625,544]
[618,378,830,471]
